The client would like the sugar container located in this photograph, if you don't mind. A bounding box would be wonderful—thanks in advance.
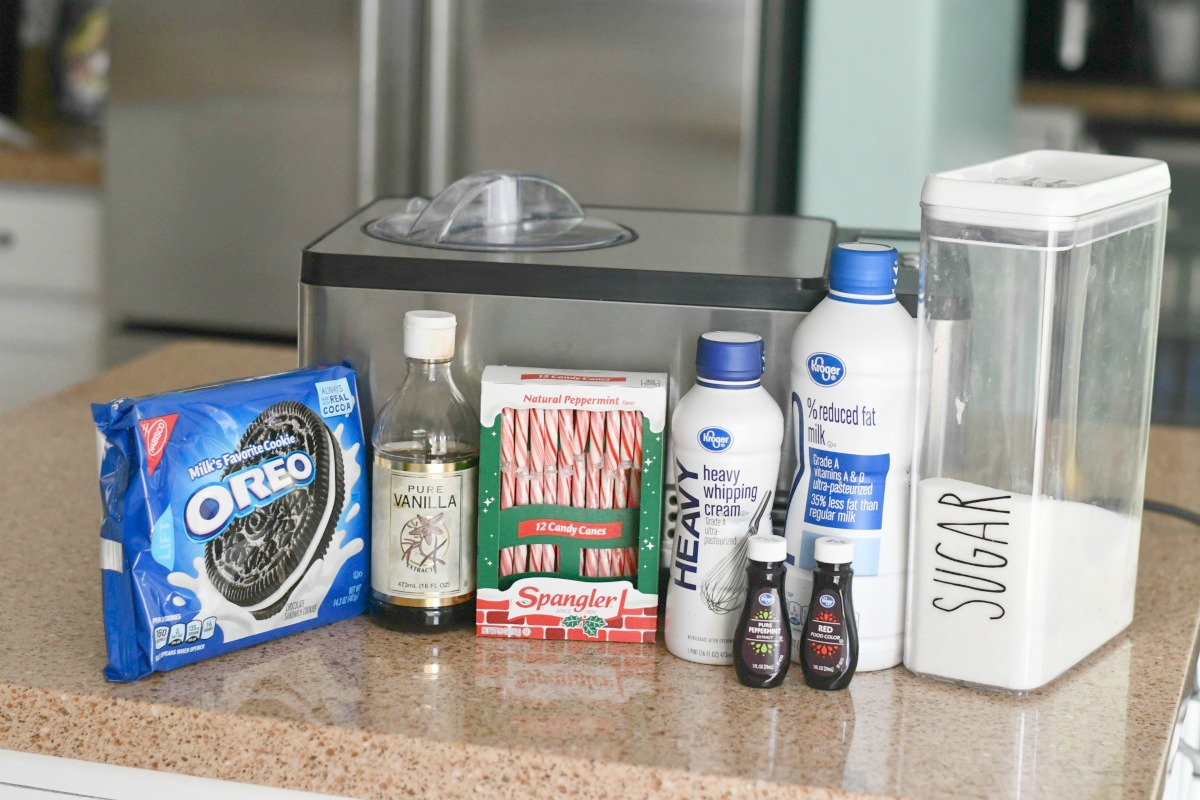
[905,151,1170,693]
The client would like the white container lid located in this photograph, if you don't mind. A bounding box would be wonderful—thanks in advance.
[814,536,854,565]
[404,310,457,359]
[747,534,787,563]
[921,150,1170,220]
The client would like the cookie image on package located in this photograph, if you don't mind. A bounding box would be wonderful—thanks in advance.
[204,401,344,620]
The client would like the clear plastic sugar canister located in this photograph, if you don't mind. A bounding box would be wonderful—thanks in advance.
[905,150,1170,693]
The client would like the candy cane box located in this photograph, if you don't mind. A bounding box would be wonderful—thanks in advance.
[476,366,667,642]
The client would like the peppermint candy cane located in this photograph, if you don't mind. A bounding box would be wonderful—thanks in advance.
[500,408,516,510]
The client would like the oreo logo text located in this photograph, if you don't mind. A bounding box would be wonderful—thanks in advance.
[698,427,733,452]
[184,451,315,541]
[807,353,845,386]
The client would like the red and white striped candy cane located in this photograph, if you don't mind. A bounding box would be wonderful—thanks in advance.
[500,408,516,510]
[587,410,603,509]
[529,409,545,505]
[602,411,620,509]
[600,548,615,578]
[557,409,574,503]
[515,408,530,506]
[616,410,635,508]
[500,547,514,578]
[513,544,528,574]
[529,544,543,573]
[543,407,558,505]
[584,547,599,578]
[631,411,644,507]
[573,410,590,509]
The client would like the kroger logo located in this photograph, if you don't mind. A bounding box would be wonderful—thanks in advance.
[819,594,836,609]
[698,427,733,452]
[758,592,775,607]
[807,353,845,386]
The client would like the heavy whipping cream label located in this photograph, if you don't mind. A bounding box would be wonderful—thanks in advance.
[663,384,783,666]
[372,458,477,605]
[667,453,778,663]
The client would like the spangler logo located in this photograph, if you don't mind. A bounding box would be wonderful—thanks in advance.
[184,451,315,542]
[807,353,845,387]
[698,427,733,452]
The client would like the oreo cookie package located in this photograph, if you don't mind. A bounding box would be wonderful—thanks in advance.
[93,365,368,682]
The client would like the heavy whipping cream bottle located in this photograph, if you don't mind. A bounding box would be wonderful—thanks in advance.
[784,243,917,671]
[665,332,784,665]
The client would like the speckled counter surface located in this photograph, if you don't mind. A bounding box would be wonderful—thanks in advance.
[1,341,1198,799]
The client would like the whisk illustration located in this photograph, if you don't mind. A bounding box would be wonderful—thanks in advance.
[700,492,774,614]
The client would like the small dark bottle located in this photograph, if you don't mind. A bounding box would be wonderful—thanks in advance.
[733,534,791,688]
[800,537,858,691]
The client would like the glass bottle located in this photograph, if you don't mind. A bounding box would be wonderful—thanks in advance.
[800,536,858,690]
[733,534,791,688]
[369,310,479,632]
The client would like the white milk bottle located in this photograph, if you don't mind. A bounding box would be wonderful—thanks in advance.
[784,243,917,671]
[665,332,784,665]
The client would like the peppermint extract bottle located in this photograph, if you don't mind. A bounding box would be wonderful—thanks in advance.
[784,243,917,671]
[733,533,791,688]
[665,332,783,665]
[370,310,479,632]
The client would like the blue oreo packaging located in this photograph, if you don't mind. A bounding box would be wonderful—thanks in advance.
[93,365,368,682]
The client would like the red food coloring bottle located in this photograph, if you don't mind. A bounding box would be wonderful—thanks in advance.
[800,537,858,691]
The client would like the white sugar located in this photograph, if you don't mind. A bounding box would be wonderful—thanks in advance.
[905,477,1140,693]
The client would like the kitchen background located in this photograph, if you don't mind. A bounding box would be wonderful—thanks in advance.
[1,0,1198,428]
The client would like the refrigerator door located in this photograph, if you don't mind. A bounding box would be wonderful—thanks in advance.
[105,0,800,339]
[105,0,360,338]
[376,0,794,213]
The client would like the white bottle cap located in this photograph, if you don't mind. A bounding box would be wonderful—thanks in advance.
[814,536,854,565]
[404,310,457,360]
[747,533,787,563]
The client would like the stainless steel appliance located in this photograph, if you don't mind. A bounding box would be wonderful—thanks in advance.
[299,176,838,521]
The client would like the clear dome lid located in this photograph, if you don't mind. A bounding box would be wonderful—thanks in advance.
[365,171,635,252]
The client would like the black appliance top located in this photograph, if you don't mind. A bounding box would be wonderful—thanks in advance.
[302,199,836,312]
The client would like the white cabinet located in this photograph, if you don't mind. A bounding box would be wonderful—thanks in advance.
[0,749,348,799]
[0,183,101,294]
[0,182,104,412]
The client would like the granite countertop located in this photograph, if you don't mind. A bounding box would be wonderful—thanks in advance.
[1,340,1198,799]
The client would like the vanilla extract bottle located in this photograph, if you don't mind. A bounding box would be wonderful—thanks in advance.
[369,310,479,632]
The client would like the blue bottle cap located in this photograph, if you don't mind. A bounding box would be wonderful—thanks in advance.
[695,331,765,384]
[829,242,899,297]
